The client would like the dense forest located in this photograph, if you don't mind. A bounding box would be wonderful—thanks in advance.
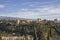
[0,20,60,40]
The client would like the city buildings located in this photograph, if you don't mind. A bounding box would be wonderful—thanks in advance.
[16,20,32,24]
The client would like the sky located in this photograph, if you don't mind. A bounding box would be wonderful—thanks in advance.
[0,0,60,20]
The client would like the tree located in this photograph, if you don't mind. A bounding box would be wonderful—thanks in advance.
[0,32,2,40]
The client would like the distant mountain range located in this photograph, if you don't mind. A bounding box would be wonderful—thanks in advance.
[0,16,36,21]
[0,16,60,22]
[0,16,28,20]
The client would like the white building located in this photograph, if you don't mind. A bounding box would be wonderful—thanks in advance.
[17,19,20,24]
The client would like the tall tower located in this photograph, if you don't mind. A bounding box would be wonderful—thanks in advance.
[36,18,41,23]
[54,18,57,23]
[38,18,41,22]
[17,19,20,24]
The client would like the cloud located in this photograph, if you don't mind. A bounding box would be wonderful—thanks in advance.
[1,4,59,19]
[0,14,6,16]
[39,6,60,14]
[0,0,60,19]
[21,0,59,8]
[0,4,5,8]
[10,4,60,19]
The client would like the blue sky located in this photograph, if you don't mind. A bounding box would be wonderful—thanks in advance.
[0,0,60,20]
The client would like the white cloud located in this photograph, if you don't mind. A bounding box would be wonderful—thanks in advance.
[0,4,5,8]
[47,8,60,14]
[11,5,60,19]
[1,5,60,20]
[0,14,6,16]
